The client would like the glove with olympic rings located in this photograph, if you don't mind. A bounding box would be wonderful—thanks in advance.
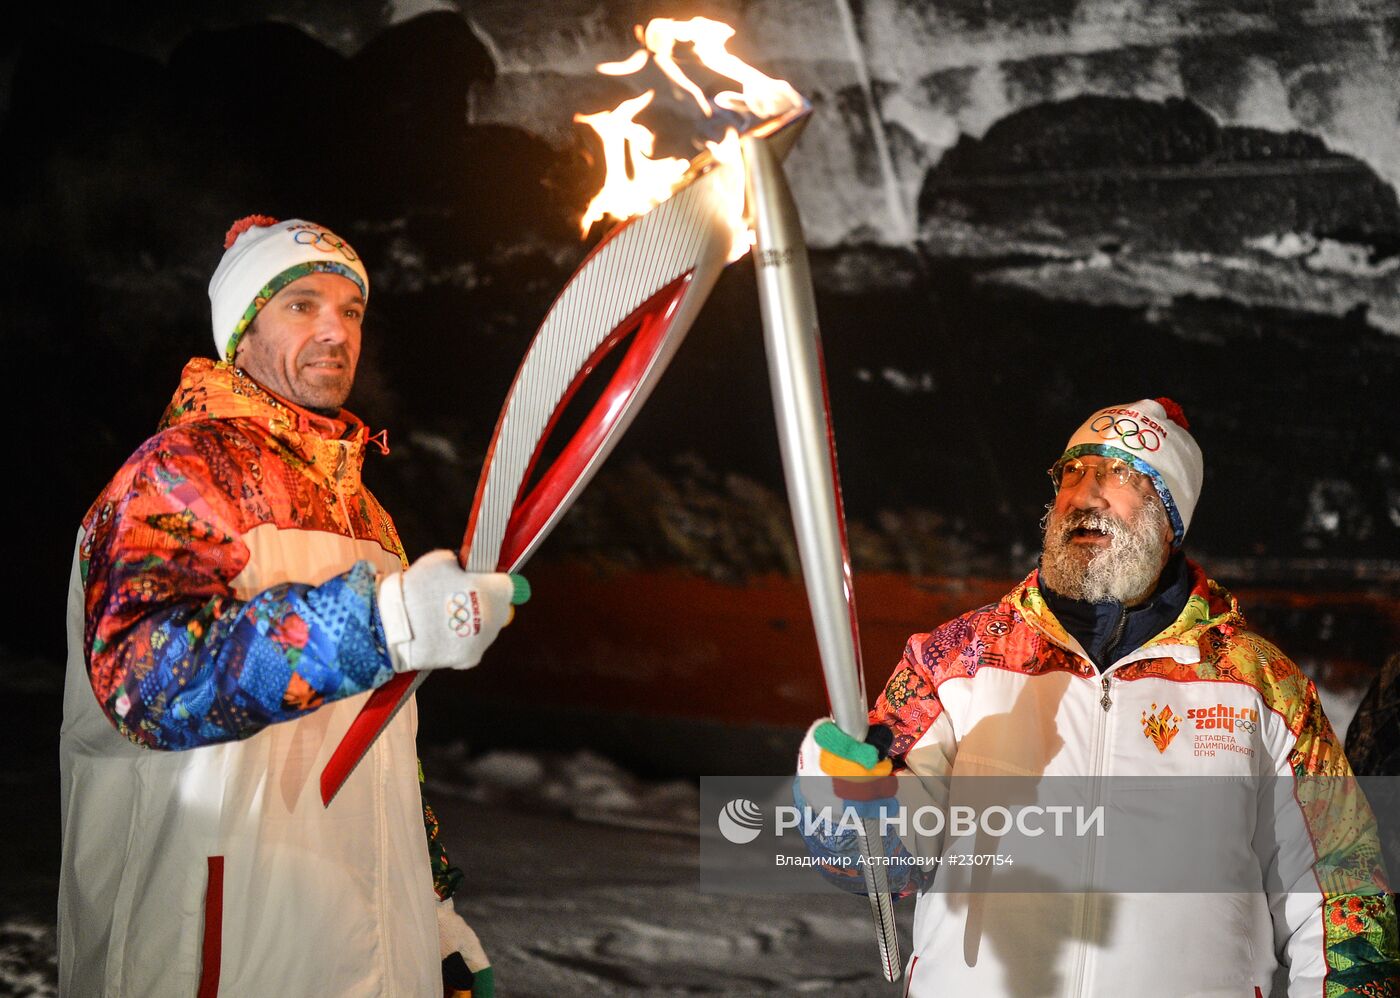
[377,550,530,673]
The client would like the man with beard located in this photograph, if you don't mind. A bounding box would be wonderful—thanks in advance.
[796,399,1399,995]
[59,216,525,997]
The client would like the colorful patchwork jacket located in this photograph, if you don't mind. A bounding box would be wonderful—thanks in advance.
[60,359,450,997]
[806,562,1399,998]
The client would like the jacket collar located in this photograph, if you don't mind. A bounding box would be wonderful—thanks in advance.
[1037,551,1191,669]
[1012,558,1245,666]
[159,357,378,490]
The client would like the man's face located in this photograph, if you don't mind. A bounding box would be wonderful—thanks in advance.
[1040,456,1174,605]
[233,272,365,414]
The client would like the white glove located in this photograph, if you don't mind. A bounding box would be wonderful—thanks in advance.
[376,550,529,673]
[437,897,493,997]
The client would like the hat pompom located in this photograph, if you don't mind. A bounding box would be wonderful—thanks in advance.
[1155,396,1190,430]
[223,214,280,249]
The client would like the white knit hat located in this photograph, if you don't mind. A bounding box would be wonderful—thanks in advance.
[1059,397,1203,546]
[207,215,370,362]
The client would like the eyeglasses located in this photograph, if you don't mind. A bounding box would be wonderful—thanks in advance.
[1048,457,1147,492]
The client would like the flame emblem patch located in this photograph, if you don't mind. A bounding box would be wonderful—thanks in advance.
[1141,702,1182,753]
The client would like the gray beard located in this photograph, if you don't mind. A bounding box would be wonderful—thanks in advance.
[1039,502,1170,605]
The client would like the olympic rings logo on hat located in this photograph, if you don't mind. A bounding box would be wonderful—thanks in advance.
[292,228,359,262]
[1090,414,1161,452]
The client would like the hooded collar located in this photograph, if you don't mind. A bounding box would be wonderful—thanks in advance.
[159,357,382,491]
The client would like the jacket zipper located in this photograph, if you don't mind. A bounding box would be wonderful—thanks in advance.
[1072,669,1113,997]
[334,442,355,536]
[1020,610,1127,998]
[1108,606,1126,644]
[1104,605,1127,663]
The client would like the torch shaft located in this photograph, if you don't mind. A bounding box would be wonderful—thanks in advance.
[741,137,867,738]
[742,132,901,984]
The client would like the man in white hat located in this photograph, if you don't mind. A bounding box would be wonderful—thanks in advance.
[797,399,1399,995]
[59,216,520,997]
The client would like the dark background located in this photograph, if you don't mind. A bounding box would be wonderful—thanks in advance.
[3,3,1400,990]
[5,0,1399,769]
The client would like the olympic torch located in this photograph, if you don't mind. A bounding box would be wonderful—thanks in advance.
[742,111,902,983]
[321,164,738,807]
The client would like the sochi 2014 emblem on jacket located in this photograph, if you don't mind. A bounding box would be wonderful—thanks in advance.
[1184,703,1259,759]
[1140,703,1182,753]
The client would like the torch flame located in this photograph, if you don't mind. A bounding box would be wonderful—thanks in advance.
[703,128,752,261]
[642,18,802,121]
[573,90,692,237]
[574,17,803,260]
[596,49,650,77]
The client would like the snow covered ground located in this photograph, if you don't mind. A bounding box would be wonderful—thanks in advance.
[429,797,911,995]
[424,744,913,995]
[0,742,910,997]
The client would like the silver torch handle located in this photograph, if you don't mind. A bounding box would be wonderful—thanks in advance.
[742,128,902,984]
